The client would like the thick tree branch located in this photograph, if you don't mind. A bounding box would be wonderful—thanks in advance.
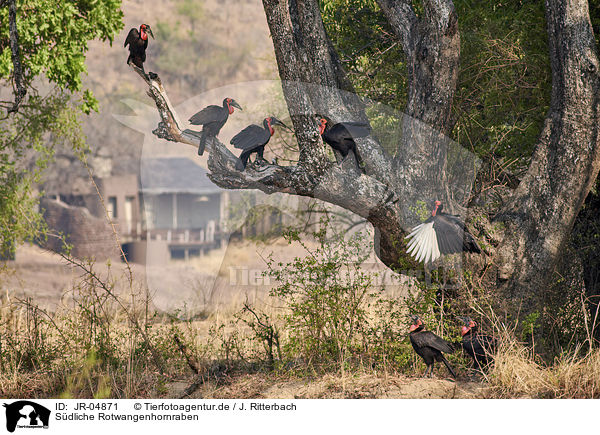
[371,0,461,258]
[7,0,26,113]
[262,0,393,184]
[376,0,459,135]
[131,60,477,273]
[375,0,418,57]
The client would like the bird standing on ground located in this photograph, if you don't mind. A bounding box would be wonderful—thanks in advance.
[124,24,154,74]
[188,98,243,155]
[232,117,288,170]
[405,200,481,264]
[409,315,456,378]
[317,116,370,173]
[460,317,496,370]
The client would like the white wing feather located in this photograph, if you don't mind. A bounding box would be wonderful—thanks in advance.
[406,223,424,253]
[405,221,441,264]
[416,226,429,262]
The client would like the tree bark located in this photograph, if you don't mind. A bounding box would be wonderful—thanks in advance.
[7,0,26,113]
[376,0,460,134]
[258,0,465,269]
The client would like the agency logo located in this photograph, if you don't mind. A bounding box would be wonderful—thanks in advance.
[3,401,50,433]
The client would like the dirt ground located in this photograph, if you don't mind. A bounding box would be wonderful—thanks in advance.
[166,373,490,399]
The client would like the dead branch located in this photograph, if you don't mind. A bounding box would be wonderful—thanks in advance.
[173,333,201,374]
[7,0,26,113]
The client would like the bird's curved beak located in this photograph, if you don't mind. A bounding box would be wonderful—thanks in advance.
[231,100,243,111]
[272,118,290,131]
[148,27,155,39]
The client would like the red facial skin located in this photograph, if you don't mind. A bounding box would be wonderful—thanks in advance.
[226,98,234,115]
[409,318,422,332]
[461,320,477,336]
[267,117,274,135]
[318,118,327,135]
[140,24,148,41]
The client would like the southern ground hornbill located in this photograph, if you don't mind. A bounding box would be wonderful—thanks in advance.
[124,24,154,73]
[231,117,288,170]
[409,316,456,378]
[188,98,243,156]
[318,116,370,173]
[405,201,481,264]
[460,317,496,370]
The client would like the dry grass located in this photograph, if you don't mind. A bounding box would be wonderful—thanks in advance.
[483,332,600,398]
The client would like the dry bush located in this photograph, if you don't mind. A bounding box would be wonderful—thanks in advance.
[484,326,600,398]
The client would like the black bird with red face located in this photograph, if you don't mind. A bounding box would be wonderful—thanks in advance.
[232,117,288,170]
[188,98,243,155]
[460,317,496,370]
[405,200,481,264]
[317,115,370,173]
[124,24,154,73]
[409,315,456,378]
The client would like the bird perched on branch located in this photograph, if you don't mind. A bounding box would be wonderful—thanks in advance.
[405,200,481,264]
[409,315,456,378]
[188,98,243,156]
[124,24,154,74]
[231,117,288,170]
[317,115,370,173]
[460,317,496,370]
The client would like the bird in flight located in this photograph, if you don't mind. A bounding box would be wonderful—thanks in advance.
[405,201,481,264]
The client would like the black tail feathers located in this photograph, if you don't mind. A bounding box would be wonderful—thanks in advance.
[198,131,207,156]
[441,356,457,378]
[352,146,366,174]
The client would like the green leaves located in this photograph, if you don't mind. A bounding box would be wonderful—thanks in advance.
[81,89,99,114]
[321,0,554,172]
[453,0,551,168]
[319,0,407,108]
[0,0,124,93]
[265,215,380,370]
